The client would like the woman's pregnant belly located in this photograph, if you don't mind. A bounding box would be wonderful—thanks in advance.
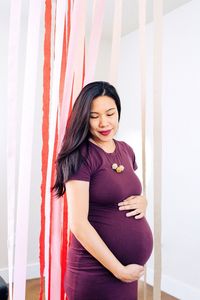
[67,203,153,277]
[88,204,153,266]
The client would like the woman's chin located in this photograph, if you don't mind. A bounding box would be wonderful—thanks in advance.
[97,135,115,142]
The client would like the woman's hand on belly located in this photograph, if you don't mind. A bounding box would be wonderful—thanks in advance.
[116,264,144,283]
[118,195,147,219]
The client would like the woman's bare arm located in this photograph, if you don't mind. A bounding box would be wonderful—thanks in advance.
[66,180,144,283]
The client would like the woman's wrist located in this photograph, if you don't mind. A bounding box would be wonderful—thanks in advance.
[112,263,125,280]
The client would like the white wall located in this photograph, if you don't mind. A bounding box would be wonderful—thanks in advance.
[117,1,200,299]
[0,1,9,275]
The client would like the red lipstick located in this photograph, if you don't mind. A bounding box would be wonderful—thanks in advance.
[99,130,112,136]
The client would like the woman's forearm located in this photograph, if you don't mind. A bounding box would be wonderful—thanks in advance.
[71,220,124,279]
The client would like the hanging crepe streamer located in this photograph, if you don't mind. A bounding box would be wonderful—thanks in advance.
[58,16,68,300]
[49,42,72,300]
[39,0,52,299]
[83,0,106,86]
[45,2,60,299]
[59,81,74,300]
[7,1,22,299]
[57,1,88,293]
[153,1,163,300]
[59,16,68,111]
[58,5,74,296]
[44,0,67,298]
[58,11,86,288]
[109,0,122,85]
[59,0,87,143]
[40,1,71,298]
[71,0,86,104]
[139,1,147,299]
[59,28,86,300]
[12,1,42,299]
[49,119,64,300]
[48,2,87,299]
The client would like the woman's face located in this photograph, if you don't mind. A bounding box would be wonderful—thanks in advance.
[89,96,119,142]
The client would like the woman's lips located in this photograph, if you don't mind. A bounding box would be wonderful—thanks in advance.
[98,130,112,136]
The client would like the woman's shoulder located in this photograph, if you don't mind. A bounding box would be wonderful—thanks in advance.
[116,139,138,170]
[79,139,104,166]
[115,139,134,153]
[67,140,102,181]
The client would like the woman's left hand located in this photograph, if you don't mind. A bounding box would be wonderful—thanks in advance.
[118,195,147,219]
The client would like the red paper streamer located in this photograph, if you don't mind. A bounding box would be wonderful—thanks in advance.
[39,0,52,299]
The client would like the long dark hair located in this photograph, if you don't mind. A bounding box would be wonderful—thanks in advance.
[52,81,121,197]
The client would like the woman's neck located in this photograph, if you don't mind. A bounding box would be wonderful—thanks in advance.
[89,138,116,153]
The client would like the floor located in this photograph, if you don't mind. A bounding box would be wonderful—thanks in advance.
[25,278,179,300]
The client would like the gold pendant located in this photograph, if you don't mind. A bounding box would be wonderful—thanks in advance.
[112,163,124,173]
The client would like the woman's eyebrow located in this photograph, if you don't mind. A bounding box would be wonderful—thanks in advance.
[90,108,116,114]
[106,107,116,112]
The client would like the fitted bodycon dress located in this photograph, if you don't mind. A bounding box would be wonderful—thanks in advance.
[65,139,153,300]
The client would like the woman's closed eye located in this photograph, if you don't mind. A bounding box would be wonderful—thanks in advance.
[90,113,115,119]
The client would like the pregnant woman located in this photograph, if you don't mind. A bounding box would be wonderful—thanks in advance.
[53,81,153,300]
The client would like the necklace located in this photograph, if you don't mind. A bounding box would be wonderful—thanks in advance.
[111,163,125,173]
[89,138,125,173]
[110,141,125,173]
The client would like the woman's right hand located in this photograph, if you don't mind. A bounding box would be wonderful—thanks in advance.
[116,264,144,283]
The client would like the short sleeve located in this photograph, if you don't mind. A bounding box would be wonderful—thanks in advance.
[132,152,138,171]
[68,158,92,182]
[123,142,138,171]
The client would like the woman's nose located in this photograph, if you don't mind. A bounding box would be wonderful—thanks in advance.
[99,116,108,127]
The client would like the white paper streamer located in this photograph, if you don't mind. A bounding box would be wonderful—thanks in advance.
[44,0,67,298]
[139,1,147,299]
[12,1,42,299]
[153,1,163,299]
[7,1,22,300]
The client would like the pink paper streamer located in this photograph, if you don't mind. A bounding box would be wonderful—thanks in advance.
[12,1,42,299]
[59,0,87,146]
[83,0,106,86]
[71,2,87,104]
[109,0,122,85]
[7,1,22,299]
[49,196,63,299]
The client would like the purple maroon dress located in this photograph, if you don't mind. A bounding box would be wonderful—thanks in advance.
[65,139,153,300]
